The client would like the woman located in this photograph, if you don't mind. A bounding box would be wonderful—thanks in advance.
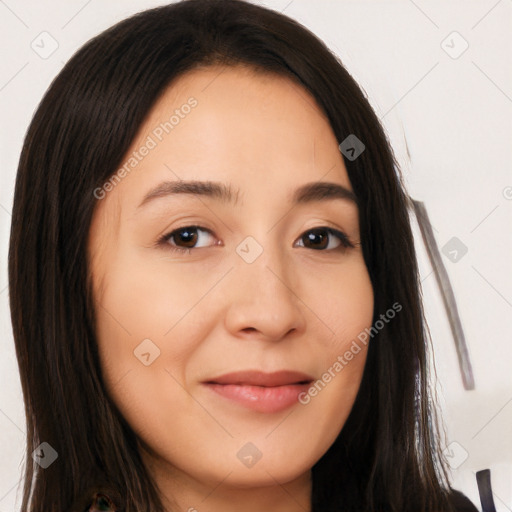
[8,0,480,510]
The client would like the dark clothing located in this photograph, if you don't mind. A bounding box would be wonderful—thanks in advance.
[85,488,481,511]
[451,489,480,511]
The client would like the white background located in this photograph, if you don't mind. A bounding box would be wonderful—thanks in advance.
[0,1,511,510]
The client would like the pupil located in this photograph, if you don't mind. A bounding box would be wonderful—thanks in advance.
[306,229,327,249]
[178,228,197,247]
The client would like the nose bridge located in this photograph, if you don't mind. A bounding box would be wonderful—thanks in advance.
[223,234,305,340]
[238,235,295,304]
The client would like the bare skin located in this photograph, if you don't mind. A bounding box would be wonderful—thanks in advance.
[88,65,374,512]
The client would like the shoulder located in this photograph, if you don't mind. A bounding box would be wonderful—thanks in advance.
[449,489,479,512]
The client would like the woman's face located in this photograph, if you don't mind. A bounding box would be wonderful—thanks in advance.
[88,65,374,498]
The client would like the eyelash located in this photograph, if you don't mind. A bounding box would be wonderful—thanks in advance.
[156,225,357,255]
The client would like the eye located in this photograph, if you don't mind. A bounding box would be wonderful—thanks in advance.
[157,225,219,254]
[90,493,116,511]
[294,227,355,251]
[156,225,356,255]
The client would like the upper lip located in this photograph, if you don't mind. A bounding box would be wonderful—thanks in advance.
[205,370,314,387]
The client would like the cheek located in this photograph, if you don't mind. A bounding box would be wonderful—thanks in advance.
[91,246,231,434]
[93,249,210,367]
[92,260,201,452]
[299,257,374,432]
[312,255,374,351]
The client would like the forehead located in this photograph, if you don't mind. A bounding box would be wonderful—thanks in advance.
[95,65,352,219]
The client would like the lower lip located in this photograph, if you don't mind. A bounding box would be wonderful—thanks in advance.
[204,382,311,413]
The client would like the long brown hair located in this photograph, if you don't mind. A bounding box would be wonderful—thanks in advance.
[9,1,457,510]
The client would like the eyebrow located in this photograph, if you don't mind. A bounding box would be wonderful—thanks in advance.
[137,180,357,209]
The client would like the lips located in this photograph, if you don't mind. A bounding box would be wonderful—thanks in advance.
[203,370,314,413]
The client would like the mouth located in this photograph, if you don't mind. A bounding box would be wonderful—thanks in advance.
[202,370,314,413]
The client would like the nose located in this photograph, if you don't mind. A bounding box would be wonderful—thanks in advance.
[223,245,307,342]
